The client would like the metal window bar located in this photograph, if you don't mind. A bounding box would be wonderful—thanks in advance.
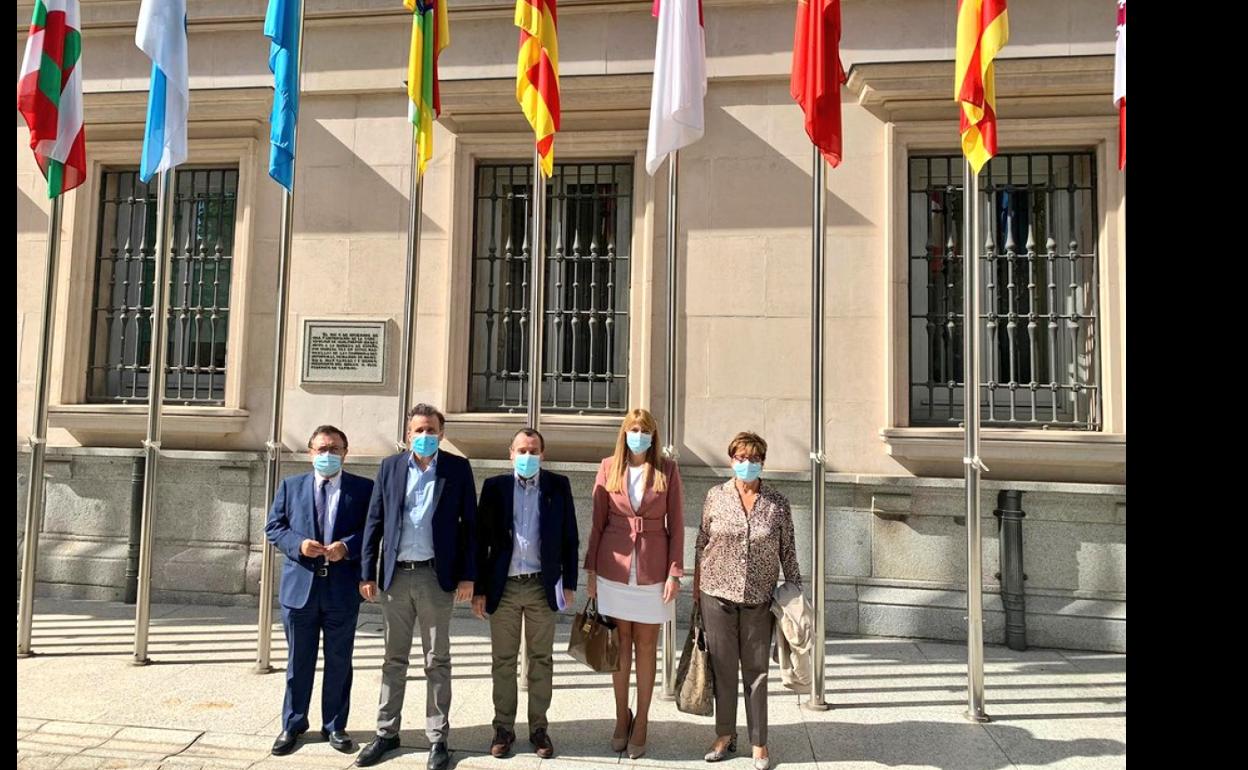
[907,152,1100,429]
[87,168,238,405]
[468,161,632,413]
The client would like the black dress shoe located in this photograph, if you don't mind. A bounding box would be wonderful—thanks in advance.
[321,729,354,752]
[530,727,555,759]
[427,741,450,770]
[355,735,400,767]
[271,727,306,756]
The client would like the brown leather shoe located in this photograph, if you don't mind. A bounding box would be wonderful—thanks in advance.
[530,727,555,759]
[490,726,516,758]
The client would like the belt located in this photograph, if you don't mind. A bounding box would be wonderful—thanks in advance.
[605,515,666,536]
[507,573,541,583]
[314,566,330,577]
[397,559,435,570]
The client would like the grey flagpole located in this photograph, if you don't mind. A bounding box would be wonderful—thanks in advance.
[519,148,549,690]
[396,140,425,450]
[132,168,178,665]
[804,144,830,712]
[17,193,65,657]
[255,0,309,674]
[659,149,680,700]
[963,159,989,722]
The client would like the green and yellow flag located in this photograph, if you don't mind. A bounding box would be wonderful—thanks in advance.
[406,0,449,175]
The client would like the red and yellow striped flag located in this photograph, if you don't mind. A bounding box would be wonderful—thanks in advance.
[515,0,560,177]
[406,0,449,177]
[954,0,1007,173]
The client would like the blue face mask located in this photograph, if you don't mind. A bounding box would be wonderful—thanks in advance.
[410,433,440,458]
[626,431,653,454]
[313,453,343,477]
[513,453,541,479]
[732,460,763,482]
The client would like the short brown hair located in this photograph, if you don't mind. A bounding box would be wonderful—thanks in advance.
[406,403,446,431]
[727,431,767,462]
[308,425,349,450]
[512,427,545,451]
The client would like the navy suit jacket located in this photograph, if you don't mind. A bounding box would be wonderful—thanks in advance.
[265,470,374,610]
[361,451,478,594]
[474,470,579,615]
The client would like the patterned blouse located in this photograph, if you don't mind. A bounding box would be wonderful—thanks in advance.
[695,479,802,606]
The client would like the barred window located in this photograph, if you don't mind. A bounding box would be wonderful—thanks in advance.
[468,162,632,413]
[908,152,1100,429]
[87,168,238,405]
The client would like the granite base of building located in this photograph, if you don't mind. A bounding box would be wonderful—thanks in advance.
[17,448,1125,653]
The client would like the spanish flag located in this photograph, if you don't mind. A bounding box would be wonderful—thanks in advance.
[515,0,560,177]
[954,0,1007,173]
[406,0,449,177]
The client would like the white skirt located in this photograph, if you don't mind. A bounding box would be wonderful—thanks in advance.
[597,551,673,625]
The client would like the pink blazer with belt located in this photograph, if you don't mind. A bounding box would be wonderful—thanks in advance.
[584,456,684,586]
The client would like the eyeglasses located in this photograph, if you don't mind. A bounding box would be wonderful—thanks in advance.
[731,455,763,464]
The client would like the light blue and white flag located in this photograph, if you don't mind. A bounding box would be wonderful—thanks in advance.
[135,0,188,183]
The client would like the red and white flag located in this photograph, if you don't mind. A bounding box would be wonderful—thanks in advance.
[1114,0,1125,169]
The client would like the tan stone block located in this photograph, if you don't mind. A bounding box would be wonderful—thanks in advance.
[347,238,407,315]
[763,398,812,470]
[289,238,350,314]
[684,235,767,317]
[706,317,808,400]
[681,396,764,465]
[348,163,408,235]
[297,167,350,233]
[297,96,359,171]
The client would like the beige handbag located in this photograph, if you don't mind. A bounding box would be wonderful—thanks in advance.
[675,602,715,716]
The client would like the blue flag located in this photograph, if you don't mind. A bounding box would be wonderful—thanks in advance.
[265,0,301,190]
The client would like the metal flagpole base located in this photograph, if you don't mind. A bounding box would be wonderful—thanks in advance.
[17,651,36,659]
[253,664,274,674]
[963,710,991,723]
[802,700,831,712]
[130,657,151,667]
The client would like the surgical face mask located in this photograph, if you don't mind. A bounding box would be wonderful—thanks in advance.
[313,452,343,477]
[513,453,541,479]
[626,431,653,454]
[732,460,763,483]
[410,433,440,458]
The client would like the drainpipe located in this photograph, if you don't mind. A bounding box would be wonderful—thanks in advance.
[993,490,1026,651]
[124,456,146,604]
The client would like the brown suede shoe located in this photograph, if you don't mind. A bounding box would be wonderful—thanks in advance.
[530,727,555,759]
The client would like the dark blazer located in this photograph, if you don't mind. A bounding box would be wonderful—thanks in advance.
[265,470,374,610]
[361,450,478,593]
[474,470,579,615]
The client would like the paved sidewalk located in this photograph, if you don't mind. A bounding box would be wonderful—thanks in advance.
[16,599,1125,770]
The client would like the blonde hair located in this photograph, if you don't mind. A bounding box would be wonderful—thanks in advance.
[605,408,668,494]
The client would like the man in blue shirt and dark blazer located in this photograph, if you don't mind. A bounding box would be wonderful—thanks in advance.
[264,425,374,756]
[472,428,578,760]
[355,404,477,770]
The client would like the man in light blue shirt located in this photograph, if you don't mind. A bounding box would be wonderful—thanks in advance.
[358,405,477,770]
[472,429,579,759]
[397,451,438,562]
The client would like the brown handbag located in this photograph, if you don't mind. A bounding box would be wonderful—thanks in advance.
[567,598,620,673]
[675,602,715,716]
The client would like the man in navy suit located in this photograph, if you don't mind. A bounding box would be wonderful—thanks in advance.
[356,404,477,770]
[472,428,578,759]
[264,425,374,756]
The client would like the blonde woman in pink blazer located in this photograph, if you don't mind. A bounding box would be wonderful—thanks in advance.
[584,408,684,759]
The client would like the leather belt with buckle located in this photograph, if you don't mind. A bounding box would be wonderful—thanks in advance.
[508,573,540,582]
[314,566,330,577]
[397,559,434,570]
